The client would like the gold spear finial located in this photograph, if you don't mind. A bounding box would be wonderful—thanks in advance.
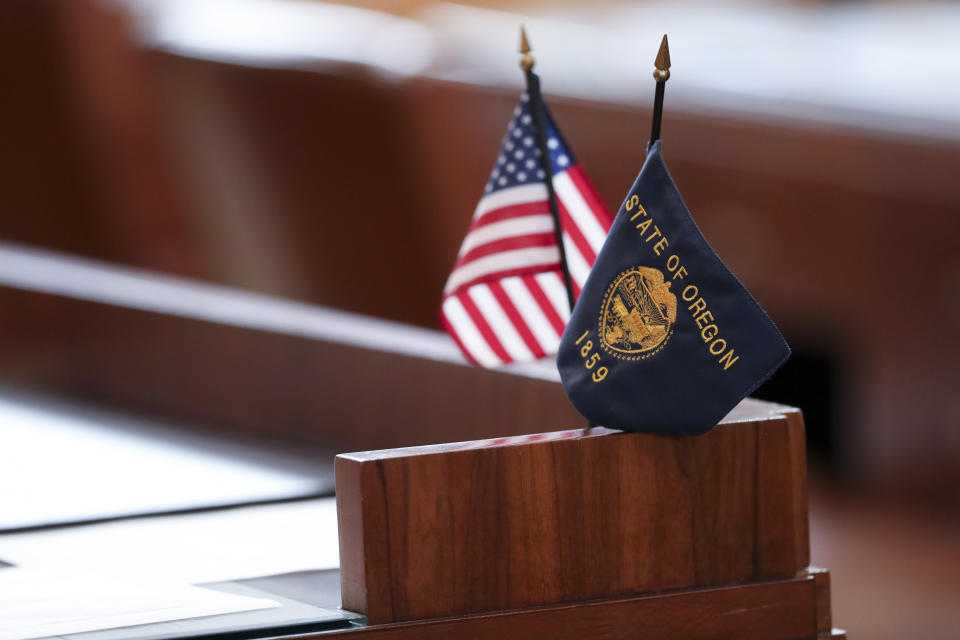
[519,25,534,72]
[654,34,670,82]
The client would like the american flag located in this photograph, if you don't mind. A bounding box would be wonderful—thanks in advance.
[440,92,613,367]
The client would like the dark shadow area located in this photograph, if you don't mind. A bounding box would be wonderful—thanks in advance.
[756,346,839,465]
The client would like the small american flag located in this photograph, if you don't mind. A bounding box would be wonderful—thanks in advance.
[440,92,613,367]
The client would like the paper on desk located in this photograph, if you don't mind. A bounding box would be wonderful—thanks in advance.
[0,499,340,585]
[0,394,331,531]
[0,568,280,640]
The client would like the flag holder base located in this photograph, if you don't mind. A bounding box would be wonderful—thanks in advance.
[334,398,845,639]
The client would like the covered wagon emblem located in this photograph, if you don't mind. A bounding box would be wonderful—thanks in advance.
[599,266,677,360]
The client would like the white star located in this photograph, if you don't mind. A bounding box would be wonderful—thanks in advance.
[525,159,536,169]
[506,162,516,173]
[521,114,532,125]
[523,137,534,147]
[498,155,506,165]
[498,176,508,186]
[492,168,500,178]
[557,154,569,167]
[485,183,493,192]
[547,138,559,149]
[514,150,524,159]
[513,129,522,138]
[517,171,527,181]
[537,169,545,179]
[514,106,521,117]
[505,141,514,151]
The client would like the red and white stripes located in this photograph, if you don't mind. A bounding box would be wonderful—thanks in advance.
[441,165,613,367]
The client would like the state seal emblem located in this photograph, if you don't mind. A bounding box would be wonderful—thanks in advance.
[599,266,677,360]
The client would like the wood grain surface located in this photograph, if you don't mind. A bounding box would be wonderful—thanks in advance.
[805,566,833,634]
[337,399,810,623]
[309,575,828,640]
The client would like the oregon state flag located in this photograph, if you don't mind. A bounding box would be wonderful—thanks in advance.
[557,142,789,435]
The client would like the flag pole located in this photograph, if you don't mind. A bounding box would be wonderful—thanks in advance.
[520,26,576,314]
[649,34,671,144]
[520,27,594,435]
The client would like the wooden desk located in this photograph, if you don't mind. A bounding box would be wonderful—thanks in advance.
[12,565,838,640]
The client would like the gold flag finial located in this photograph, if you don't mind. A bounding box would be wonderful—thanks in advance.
[654,34,670,82]
[519,25,534,72]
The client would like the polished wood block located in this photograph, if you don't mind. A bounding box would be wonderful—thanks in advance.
[336,399,809,624]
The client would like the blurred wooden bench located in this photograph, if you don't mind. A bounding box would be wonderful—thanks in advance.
[3,0,957,503]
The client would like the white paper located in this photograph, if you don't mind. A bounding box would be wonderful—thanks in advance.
[0,498,340,585]
[0,393,328,531]
[0,568,280,640]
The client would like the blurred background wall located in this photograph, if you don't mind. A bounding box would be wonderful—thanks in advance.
[1,0,958,637]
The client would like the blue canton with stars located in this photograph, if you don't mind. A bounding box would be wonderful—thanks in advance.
[484,92,577,195]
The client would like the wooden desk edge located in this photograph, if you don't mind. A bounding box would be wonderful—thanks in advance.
[299,573,825,639]
[336,397,799,463]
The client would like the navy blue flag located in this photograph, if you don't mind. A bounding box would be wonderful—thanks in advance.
[557,142,789,435]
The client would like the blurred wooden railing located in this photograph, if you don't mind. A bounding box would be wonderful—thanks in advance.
[0,242,581,454]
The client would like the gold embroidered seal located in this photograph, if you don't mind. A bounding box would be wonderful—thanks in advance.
[599,266,677,360]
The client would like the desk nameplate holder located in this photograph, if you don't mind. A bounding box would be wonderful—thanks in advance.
[332,399,844,639]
